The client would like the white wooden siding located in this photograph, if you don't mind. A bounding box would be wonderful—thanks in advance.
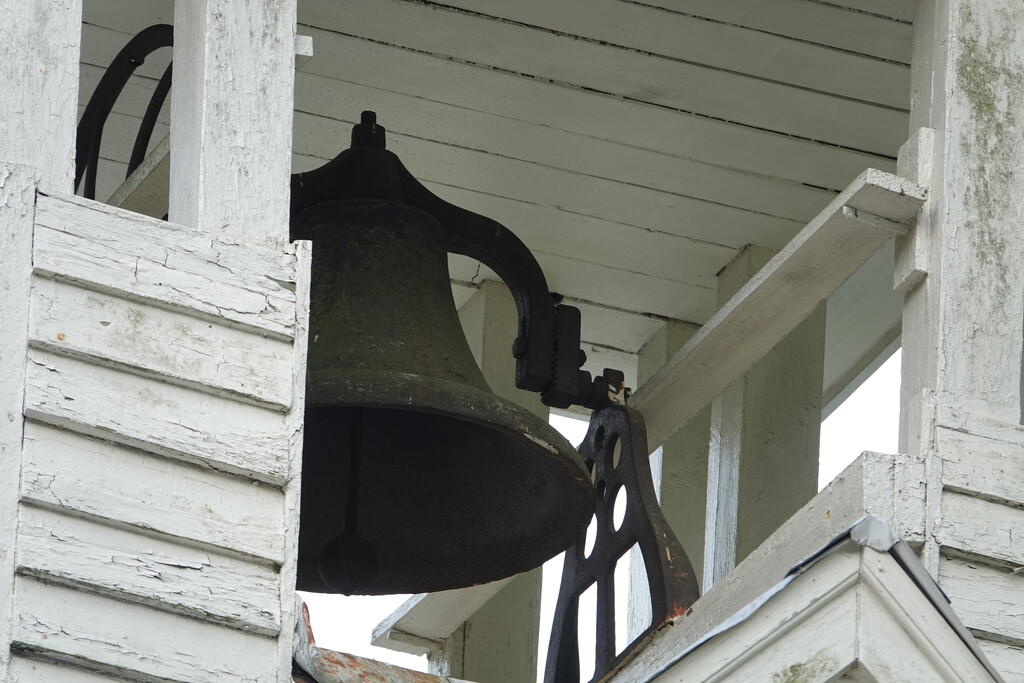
[16,507,281,636]
[6,192,309,681]
[21,424,286,563]
[33,194,298,339]
[930,410,1024,671]
[13,578,279,682]
[24,351,293,484]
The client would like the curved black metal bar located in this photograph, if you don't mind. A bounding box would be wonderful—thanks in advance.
[396,169,581,399]
[75,23,173,199]
[544,382,700,683]
[127,62,173,176]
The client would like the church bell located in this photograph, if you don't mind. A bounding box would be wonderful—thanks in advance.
[291,113,595,595]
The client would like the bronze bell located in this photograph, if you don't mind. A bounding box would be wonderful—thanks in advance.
[291,113,594,595]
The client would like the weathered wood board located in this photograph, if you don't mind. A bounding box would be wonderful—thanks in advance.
[4,190,310,681]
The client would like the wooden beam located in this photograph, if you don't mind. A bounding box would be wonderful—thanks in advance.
[108,135,169,219]
[631,169,926,449]
[369,579,514,656]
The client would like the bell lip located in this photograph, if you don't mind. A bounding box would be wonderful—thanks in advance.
[307,366,593,485]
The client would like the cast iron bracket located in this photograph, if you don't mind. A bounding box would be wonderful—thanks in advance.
[544,371,701,682]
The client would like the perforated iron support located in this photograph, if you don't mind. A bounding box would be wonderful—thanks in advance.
[544,371,700,683]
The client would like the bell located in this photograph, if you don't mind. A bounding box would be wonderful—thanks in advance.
[292,115,594,595]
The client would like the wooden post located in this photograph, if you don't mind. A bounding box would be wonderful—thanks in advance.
[430,280,547,682]
[627,321,709,640]
[1,4,80,677]
[0,166,39,682]
[0,0,81,193]
[900,0,1024,675]
[169,0,297,243]
[702,247,825,590]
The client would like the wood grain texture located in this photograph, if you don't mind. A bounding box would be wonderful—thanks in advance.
[8,657,126,682]
[21,422,286,563]
[937,417,1024,507]
[936,491,1024,568]
[24,351,294,485]
[29,276,294,410]
[939,556,1024,646]
[633,170,926,447]
[0,164,38,681]
[274,239,312,680]
[33,192,299,340]
[978,640,1024,683]
[169,0,296,242]
[12,577,280,682]
[17,507,281,636]
[0,0,81,192]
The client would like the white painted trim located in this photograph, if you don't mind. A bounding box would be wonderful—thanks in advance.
[621,544,997,683]
[276,238,312,680]
[169,0,297,243]
[632,169,926,448]
[370,578,514,656]
[610,450,927,681]
[0,164,37,681]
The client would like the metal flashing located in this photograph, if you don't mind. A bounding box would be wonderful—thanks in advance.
[642,515,1006,682]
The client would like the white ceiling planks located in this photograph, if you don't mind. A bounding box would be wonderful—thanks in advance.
[77,0,913,399]
[640,0,913,63]
[300,0,906,155]
[297,27,894,191]
[417,0,910,109]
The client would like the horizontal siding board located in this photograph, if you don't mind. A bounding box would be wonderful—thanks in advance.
[977,639,1024,683]
[29,277,293,409]
[16,507,280,636]
[19,420,286,555]
[433,0,910,108]
[12,577,279,682]
[24,352,293,486]
[939,556,1024,646]
[21,423,286,563]
[936,491,1024,567]
[937,423,1024,506]
[8,657,126,682]
[300,0,907,155]
[33,193,297,340]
